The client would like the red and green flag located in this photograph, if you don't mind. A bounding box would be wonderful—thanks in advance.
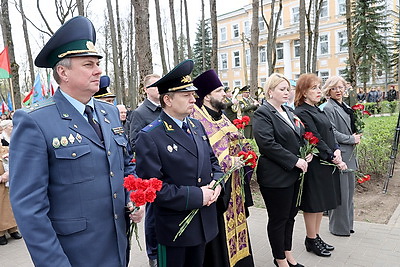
[22,89,33,106]
[0,47,11,79]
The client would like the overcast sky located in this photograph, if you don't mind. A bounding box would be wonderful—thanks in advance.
[3,0,247,77]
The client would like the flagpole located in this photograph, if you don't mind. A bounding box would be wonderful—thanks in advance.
[8,78,15,111]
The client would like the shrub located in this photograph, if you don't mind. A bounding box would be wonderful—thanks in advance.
[357,115,398,180]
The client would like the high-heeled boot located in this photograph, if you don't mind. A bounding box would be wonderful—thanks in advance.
[305,237,331,257]
[316,234,334,251]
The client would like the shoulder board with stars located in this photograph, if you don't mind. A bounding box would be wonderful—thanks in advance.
[142,119,163,133]
[22,97,55,113]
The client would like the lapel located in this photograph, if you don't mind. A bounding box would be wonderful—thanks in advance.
[329,99,352,133]
[160,112,197,157]
[53,90,104,148]
[265,102,300,137]
[94,100,112,150]
[187,118,205,178]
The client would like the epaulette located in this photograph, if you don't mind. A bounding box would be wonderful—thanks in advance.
[142,119,163,132]
[94,98,114,106]
[22,98,55,113]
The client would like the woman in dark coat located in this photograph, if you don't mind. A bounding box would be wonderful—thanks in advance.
[253,73,312,267]
[294,73,347,257]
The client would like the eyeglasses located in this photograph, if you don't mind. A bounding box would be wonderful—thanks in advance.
[330,86,345,91]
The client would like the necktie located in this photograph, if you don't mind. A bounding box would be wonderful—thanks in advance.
[182,122,193,139]
[84,105,104,141]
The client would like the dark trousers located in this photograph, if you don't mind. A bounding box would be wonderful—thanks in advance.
[145,203,158,260]
[158,243,206,267]
[259,182,299,259]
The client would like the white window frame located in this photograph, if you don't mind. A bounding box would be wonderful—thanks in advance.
[244,21,251,36]
[338,68,347,77]
[273,12,283,28]
[276,43,284,60]
[319,33,329,55]
[292,7,299,24]
[319,70,330,83]
[337,0,346,15]
[220,27,227,41]
[337,29,348,53]
[320,0,328,18]
[294,39,300,58]
[233,50,241,68]
[222,81,229,87]
[259,17,265,31]
[259,46,266,63]
[220,53,228,69]
[245,48,250,66]
[260,77,267,88]
[232,24,239,39]
[234,80,242,88]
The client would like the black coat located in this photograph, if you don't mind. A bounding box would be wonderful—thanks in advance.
[128,98,161,151]
[253,102,304,188]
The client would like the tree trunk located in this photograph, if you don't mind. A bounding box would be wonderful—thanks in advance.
[1,0,21,109]
[76,0,84,16]
[179,0,184,62]
[250,0,259,94]
[311,0,323,73]
[346,0,356,87]
[132,0,153,86]
[241,32,248,85]
[106,0,122,103]
[18,0,35,89]
[127,2,134,108]
[209,0,218,72]
[201,0,206,71]
[263,0,282,75]
[154,0,168,75]
[183,0,192,59]
[169,0,179,65]
[299,0,306,74]
[115,0,125,104]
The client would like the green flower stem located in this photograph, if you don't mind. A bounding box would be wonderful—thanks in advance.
[127,206,142,250]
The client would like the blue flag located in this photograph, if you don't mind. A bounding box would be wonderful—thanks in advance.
[32,73,44,104]
[7,92,13,111]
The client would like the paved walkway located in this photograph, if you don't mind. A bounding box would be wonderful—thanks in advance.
[1,206,400,267]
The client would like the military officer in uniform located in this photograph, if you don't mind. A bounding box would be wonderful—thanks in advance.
[94,75,117,104]
[238,85,259,139]
[9,16,139,267]
[135,59,223,267]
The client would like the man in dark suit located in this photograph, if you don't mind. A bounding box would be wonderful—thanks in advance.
[9,16,139,267]
[129,74,161,151]
[238,86,259,139]
[128,73,161,267]
[135,59,223,267]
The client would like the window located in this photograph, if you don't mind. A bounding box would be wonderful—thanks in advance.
[337,0,346,15]
[260,78,267,88]
[220,27,227,41]
[259,17,265,31]
[233,51,240,67]
[319,71,330,83]
[234,80,241,88]
[320,0,328,18]
[319,33,329,55]
[259,46,266,63]
[244,21,250,36]
[245,49,250,66]
[294,40,300,57]
[232,24,239,38]
[292,7,299,24]
[220,53,228,69]
[274,12,283,27]
[337,30,348,52]
[276,43,283,60]
[222,82,229,87]
[338,69,347,76]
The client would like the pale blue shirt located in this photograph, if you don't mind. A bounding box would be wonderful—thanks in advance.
[164,112,189,129]
[60,90,98,122]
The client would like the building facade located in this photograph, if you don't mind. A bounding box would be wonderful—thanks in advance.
[217,0,399,89]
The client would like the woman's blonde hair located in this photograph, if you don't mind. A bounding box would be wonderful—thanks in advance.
[322,76,346,97]
[264,73,290,99]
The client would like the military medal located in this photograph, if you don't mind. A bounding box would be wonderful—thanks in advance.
[68,133,75,144]
[173,144,178,151]
[167,145,173,153]
[104,118,110,124]
[76,133,82,143]
[60,136,68,146]
[100,109,106,114]
[52,137,60,148]
[202,135,207,140]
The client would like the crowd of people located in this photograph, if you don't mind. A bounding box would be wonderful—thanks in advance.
[2,15,399,267]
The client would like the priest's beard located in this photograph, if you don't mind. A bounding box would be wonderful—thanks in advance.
[210,97,227,111]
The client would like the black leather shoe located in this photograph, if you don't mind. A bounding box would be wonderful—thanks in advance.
[288,260,305,267]
[0,235,7,245]
[350,230,355,234]
[10,231,22,239]
[317,234,335,251]
[305,237,331,257]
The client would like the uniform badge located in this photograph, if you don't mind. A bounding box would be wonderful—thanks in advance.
[202,135,207,140]
[173,144,178,151]
[167,145,173,153]
[68,134,75,144]
[60,136,68,146]
[112,127,124,135]
[52,137,60,148]
[73,124,78,129]
[104,118,110,124]
[101,110,106,114]
[76,133,82,143]
[62,113,69,118]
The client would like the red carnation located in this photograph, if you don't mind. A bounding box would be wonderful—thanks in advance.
[123,175,138,191]
[363,174,371,181]
[352,104,364,110]
[241,116,250,126]
[130,190,146,207]
[130,158,136,163]
[303,132,314,140]
[233,119,241,125]
[149,178,163,191]
[136,179,150,191]
[144,188,157,203]
[309,136,319,145]
[362,110,372,116]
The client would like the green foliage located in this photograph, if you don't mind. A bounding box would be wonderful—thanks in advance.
[351,0,390,86]
[389,21,400,81]
[192,20,212,77]
[364,101,400,114]
[357,115,398,179]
